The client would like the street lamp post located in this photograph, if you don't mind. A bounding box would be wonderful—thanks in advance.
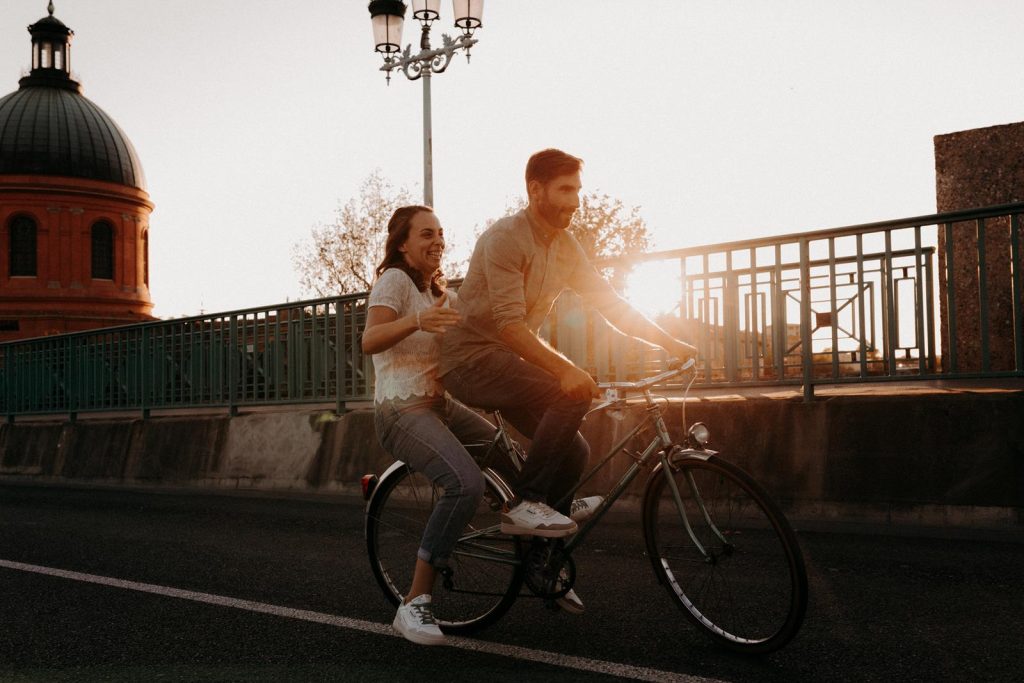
[368,1,483,207]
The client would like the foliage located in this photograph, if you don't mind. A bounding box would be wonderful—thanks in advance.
[293,174,652,297]
[503,191,652,262]
[291,170,413,297]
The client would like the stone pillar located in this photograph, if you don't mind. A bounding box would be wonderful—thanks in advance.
[934,121,1024,372]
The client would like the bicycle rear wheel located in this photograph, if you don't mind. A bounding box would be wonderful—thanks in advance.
[365,463,523,634]
[643,453,808,654]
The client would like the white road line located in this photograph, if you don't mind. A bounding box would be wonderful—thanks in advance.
[1,558,723,683]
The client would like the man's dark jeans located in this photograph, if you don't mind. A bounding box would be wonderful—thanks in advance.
[441,348,591,515]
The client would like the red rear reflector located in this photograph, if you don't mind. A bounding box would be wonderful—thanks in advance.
[361,474,378,500]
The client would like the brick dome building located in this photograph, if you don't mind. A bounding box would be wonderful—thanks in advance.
[0,3,155,342]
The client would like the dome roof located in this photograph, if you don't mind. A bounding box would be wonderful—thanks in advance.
[28,13,71,35]
[0,85,147,191]
[0,5,146,191]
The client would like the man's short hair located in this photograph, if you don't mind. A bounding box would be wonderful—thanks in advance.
[525,148,584,187]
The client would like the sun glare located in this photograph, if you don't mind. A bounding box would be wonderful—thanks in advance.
[623,262,681,320]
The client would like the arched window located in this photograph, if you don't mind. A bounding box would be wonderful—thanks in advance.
[91,221,115,280]
[142,229,149,286]
[9,216,37,277]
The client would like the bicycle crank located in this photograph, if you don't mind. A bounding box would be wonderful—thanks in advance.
[522,539,575,600]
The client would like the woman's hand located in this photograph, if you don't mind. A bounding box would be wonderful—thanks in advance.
[416,292,461,334]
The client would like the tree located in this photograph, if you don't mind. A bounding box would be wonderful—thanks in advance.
[293,174,651,298]
[291,170,414,297]
[503,191,651,262]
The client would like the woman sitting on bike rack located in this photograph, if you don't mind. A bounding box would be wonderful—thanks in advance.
[361,205,497,647]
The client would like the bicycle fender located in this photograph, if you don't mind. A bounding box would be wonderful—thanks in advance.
[668,446,719,464]
[481,466,516,505]
[363,460,410,539]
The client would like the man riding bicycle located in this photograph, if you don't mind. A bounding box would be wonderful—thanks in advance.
[439,148,697,614]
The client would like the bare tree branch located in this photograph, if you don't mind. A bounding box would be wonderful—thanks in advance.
[291,170,414,297]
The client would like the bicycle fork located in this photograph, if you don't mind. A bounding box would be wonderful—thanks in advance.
[661,447,732,561]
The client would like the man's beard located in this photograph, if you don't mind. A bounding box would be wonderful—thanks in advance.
[538,197,575,230]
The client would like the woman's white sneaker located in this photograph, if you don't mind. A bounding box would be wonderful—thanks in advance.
[393,594,446,646]
[501,500,577,537]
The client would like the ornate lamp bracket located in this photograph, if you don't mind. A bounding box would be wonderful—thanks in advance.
[381,33,477,83]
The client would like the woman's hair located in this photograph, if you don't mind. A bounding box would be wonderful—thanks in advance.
[525,148,584,188]
[374,205,446,296]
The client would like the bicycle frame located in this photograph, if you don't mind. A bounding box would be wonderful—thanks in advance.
[370,360,722,574]
[484,359,729,562]
[553,365,697,555]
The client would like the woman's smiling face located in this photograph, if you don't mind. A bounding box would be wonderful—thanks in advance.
[400,210,445,277]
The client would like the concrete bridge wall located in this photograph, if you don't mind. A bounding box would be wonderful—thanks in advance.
[2,390,1022,531]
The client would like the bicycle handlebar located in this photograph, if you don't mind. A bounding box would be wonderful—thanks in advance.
[595,357,696,394]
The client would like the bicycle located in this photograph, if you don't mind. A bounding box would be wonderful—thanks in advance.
[362,359,809,654]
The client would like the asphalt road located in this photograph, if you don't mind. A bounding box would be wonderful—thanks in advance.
[1,482,1021,682]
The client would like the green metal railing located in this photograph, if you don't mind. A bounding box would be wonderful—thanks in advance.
[592,201,1024,399]
[2,202,1022,419]
[1,295,373,419]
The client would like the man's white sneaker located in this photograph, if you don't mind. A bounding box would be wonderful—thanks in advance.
[556,588,585,614]
[392,594,446,646]
[501,500,578,537]
[553,566,584,614]
[569,496,604,523]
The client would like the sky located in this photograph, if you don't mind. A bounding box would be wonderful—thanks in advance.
[2,1,1023,319]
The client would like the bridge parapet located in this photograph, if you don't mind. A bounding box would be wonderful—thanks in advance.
[1,385,1020,532]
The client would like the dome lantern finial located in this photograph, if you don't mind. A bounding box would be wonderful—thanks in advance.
[20,3,79,93]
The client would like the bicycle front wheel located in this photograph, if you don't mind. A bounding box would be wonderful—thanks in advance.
[365,464,523,634]
[643,453,808,654]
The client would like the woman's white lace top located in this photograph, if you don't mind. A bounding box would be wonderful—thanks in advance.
[367,268,455,402]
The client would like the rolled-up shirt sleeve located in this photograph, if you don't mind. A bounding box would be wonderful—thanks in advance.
[483,229,529,331]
